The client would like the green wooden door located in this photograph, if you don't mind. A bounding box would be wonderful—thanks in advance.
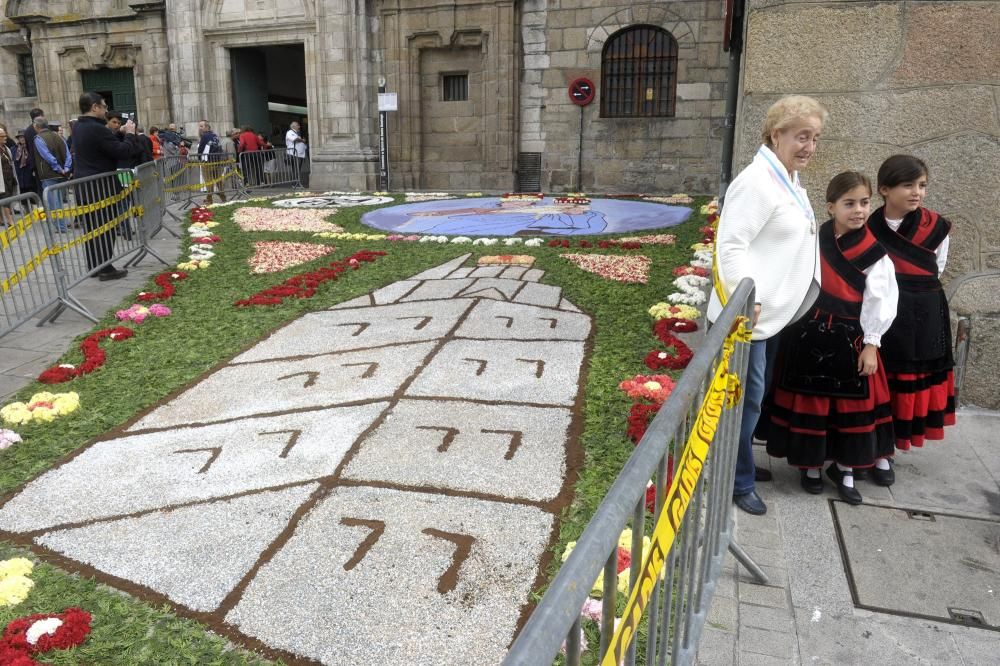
[81,68,137,121]
[230,48,270,132]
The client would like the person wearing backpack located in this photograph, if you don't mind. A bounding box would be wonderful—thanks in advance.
[197,120,226,204]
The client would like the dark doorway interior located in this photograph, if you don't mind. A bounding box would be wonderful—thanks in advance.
[230,44,307,147]
[81,68,137,122]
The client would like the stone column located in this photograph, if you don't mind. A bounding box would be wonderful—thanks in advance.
[310,0,378,191]
[163,0,208,136]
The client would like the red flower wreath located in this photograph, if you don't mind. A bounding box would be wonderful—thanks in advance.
[627,403,661,443]
[235,250,386,307]
[547,239,570,248]
[645,325,695,371]
[189,207,214,223]
[191,234,221,243]
[137,271,188,302]
[37,327,135,384]
[1,608,92,655]
[654,317,698,336]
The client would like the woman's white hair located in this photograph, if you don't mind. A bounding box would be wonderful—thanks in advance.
[761,95,829,146]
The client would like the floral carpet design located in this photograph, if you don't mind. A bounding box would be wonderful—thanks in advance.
[0,255,591,665]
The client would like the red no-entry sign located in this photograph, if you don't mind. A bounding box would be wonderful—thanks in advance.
[568,77,596,106]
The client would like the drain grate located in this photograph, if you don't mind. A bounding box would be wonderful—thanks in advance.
[831,501,1000,632]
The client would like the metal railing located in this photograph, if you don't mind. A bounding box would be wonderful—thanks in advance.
[504,278,758,666]
[0,192,81,335]
[1,161,172,337]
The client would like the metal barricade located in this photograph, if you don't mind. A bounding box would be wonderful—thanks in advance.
[1,193,89,337]
[237,147,302,190]
[42,171,146,293]
[124,162,172,268]
[504,279,758,666]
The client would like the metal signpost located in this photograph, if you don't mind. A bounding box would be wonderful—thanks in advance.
[376,77,397,191]
[568,77,596,192]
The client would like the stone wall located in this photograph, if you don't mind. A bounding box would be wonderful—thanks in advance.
[738,0,1000,407]
[526,0,729,194]
[737,0,1000,283]
[376,0,518,191]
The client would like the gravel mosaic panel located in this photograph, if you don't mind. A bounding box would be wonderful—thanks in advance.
[406,339,586,405]
[343,399,572,502]
[0,405,385,532]
[233,300,474,363]
[455,299,591,341]
[227,486,555,665]
[131,342,436,429]
[37,484,317,612]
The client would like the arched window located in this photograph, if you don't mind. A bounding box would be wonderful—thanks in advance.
[601,25,678,118]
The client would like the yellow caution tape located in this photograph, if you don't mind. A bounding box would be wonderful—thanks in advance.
[602,318,751,666]
[0,209,46,251]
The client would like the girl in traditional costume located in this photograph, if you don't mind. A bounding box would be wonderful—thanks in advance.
[767,172,898,504]
[867,155,956,450]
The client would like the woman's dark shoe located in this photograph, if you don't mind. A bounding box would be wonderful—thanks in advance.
[754,466,773,482]
[826,465,862,505]
[800,470,824,494]
[871,463,895,487]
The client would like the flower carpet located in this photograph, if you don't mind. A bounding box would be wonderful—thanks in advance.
[0,191,712,665]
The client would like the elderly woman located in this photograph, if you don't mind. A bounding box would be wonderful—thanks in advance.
[708,95,828,515]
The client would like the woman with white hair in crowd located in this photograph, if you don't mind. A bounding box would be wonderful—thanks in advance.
[708,95,828,515]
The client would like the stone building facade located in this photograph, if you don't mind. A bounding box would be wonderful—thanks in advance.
[737,0,1000,407]
[1,0,730,193]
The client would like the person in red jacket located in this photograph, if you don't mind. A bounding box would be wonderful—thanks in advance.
[238,125,262,186]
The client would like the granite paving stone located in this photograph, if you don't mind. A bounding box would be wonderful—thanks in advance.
[499,266,527,279]
[445,266,474,279]
[227,486,555,665]
[513,281,563,308]
[329,294,373,309]
[406,339,586,406]
[469,266,504,278]
[132,342,436,428]
[523,268,544,282]
[454,299,591,341]
[408,253,472,280]
[0,405,386,532]
[0,348,50,373]
[36,484,317,612]
[370,279,419,304]
[233,300,474,362]
[400,278,476,302]
[737,584,790,609]
[457,277,525,300]
[738,626,796,659]
[343,399,573,502]
[559,298,582,312]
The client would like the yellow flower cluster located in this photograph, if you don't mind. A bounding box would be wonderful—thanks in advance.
[176,260,211,271]
[1,392,80,425]
[313,232,387,241]
[0,557,34,607]
[648,303,701,321]
[190,221,219,229]
[700,198,720,216]
[561,529,652,597]
[690,242,714,253]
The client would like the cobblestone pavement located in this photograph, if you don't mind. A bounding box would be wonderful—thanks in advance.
[699,410,1000,665]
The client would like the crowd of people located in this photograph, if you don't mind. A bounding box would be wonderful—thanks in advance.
[711,95,955,515]
[1,92,310,275]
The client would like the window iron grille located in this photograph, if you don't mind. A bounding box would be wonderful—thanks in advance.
[17,54,37,98]
[442,73,469,102]
[601,25,678,118]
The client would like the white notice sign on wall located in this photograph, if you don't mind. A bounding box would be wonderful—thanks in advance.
[378,93,398,112]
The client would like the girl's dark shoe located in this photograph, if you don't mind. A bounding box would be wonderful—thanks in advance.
[800,470,824,494]
[871,463,895,487]
[826,464,863,505]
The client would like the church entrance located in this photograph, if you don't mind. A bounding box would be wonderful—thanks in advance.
[230,44,308,148]
[81,68,137,122]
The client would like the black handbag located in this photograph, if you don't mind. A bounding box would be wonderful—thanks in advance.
[779,317,868,399]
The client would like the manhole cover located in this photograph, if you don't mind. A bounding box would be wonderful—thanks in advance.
[831,502,1000,632]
